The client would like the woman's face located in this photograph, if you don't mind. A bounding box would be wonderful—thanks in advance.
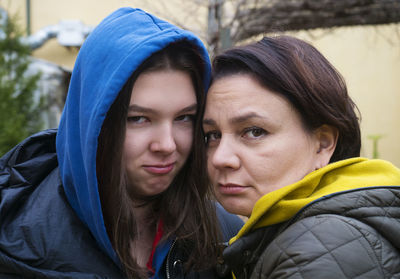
[123,70,196,199]
[203,74,323,217]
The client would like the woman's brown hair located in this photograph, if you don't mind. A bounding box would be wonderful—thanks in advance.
[96,41,219,278]
[211,35,361,162]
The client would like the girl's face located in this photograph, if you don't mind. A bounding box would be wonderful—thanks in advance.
[123,70,196,200]
[203,74,330,217]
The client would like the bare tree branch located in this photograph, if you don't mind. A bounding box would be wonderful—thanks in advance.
[232,0,400,42]
[139,0,400,53]
[140,0,206,38]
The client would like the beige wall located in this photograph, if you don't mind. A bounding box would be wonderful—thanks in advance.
[0,0,170,69]
[0,0,206,69]
[291,26,400,167]
[1,0,400,166]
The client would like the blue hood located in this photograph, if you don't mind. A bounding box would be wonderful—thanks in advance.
[55,7,211,264]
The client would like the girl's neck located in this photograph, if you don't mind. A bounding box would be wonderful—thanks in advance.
[131,201,158,268]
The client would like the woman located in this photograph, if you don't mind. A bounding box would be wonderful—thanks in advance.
[203,35,400,278]
[0,8,242,279]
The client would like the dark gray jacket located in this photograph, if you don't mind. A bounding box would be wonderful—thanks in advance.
[0,130,243,278]
[220,187,400,279]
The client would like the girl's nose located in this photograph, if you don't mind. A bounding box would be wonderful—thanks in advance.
[150,123,176,154]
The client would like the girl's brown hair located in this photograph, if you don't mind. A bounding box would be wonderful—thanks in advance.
[97,40,219,278]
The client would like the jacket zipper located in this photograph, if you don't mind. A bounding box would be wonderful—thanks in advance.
[166,239,177,279]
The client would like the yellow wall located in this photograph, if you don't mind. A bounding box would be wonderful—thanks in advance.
[1,0,399,167]
[291,26,400,167]
[1,0,159,69]
[0,0,206,69]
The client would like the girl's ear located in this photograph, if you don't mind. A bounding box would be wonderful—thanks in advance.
[314,125,338,169]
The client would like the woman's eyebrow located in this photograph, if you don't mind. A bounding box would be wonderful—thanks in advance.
[203,112,267,126]
[203,118,216,126]
[231,112,266,124]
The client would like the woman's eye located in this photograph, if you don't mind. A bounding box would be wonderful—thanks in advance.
[243,127,267,139]
[175,114,194,122]
[204,131,221,145]
[127,116,148,124]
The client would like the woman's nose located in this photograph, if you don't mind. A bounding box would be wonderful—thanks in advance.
[210,136,240,170]
[150,124,176,154]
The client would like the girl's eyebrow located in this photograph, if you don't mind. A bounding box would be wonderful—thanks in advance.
[179,104,197,114]
[128,104,153,113]
[128,103,197,114]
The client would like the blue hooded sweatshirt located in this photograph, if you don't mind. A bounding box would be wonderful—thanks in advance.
[56,6,211,270]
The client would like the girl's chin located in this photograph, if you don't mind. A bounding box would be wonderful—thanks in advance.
[129,187,171,203]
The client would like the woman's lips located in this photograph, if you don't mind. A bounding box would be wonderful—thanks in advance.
[143,163,175,174]
[218,183,248,194]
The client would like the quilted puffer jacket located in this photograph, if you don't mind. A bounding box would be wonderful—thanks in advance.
[223,187,400,278]
[0,129,243,278]
[218,158,400,279]
[0,129,123,278]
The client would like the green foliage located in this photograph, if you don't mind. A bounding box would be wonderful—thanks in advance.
[0,12,43,156]
[367,134,384,159]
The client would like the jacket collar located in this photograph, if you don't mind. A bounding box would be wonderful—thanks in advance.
[231,157,400,244]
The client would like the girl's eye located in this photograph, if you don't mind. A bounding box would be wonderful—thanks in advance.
[204,131,221,145]
[127,116,148,124]
[175,114,195,122]
[243,127,267,139]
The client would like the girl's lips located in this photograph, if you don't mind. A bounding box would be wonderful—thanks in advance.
[218,183,248,194]
[143,163,175,174]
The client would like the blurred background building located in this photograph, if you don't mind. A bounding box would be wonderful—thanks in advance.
[1,0,399,166]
